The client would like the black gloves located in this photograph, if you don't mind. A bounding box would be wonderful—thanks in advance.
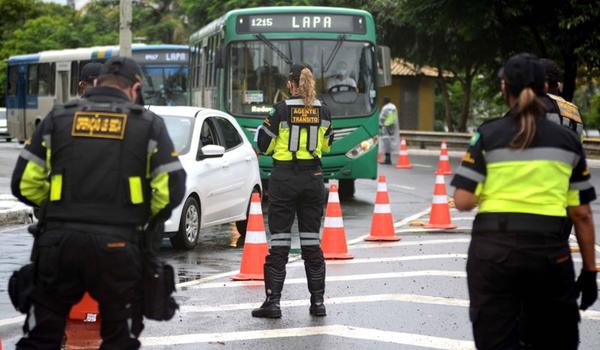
[577,269,598,310]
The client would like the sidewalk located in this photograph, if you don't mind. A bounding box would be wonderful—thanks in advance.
[0,194,33,225]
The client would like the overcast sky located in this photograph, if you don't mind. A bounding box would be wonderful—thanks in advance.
[43,0,90,9]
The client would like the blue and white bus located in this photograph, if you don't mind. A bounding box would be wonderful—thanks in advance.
[6,44,189,142]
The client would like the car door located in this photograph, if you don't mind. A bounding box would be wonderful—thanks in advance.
[212,116,252,220]
[194,116,230,226]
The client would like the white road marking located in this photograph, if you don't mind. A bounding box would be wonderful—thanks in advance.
[450,217,475,221]
[179,293,600,321]
[411,163,433,168]
[288,254,468,267]
[389,184,417,191]
[0,315,25,328]
[395,227,471,233]
[141,324,475,349]
[353,238,471,250]
[192,270,467,289]
[393,207,432,228]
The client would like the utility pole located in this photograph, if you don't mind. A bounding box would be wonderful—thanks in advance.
[119,0,132,57]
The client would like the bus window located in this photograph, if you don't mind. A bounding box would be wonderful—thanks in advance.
[70,61,79,96]
[38,63,55,96]
[28,64,39,96]
[7,66,17,96]
[141,66,188,106]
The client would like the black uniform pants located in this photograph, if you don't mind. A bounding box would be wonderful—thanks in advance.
[467,231,579,350]
[17,223,143,350]
[266,164,325,276]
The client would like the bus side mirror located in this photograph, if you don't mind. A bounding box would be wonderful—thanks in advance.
[377,46,392,87]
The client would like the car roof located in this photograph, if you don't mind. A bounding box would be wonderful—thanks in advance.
[145,105,213,118]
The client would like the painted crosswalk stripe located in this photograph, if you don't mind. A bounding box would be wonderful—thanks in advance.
[141,324,475,349]
[179,293,600,321]
[192,270,467,289]
[289,254,468,267]
[353,238,471,249]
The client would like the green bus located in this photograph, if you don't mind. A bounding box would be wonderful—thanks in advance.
[188,6,391,197]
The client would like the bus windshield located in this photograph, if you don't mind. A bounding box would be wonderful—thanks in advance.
[141,66,188,106]
[228,40,376,118]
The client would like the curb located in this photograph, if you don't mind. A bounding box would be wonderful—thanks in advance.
[0,195,34,226]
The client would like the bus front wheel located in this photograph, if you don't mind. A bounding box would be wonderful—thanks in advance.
[338,179,355,199]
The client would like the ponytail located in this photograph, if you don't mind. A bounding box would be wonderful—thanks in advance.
[297,68,316,107]
[510,87,544,149]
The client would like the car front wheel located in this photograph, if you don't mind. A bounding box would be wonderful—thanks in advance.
[171,196,200,250]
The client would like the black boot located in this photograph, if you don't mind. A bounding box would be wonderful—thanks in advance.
[252,265,286,318]
[305,261,326,316]
[384,153,392,164]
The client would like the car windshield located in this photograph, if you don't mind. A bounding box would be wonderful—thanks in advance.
[161,115,194,155]
[141,66,188,106]
[228,40,376,118]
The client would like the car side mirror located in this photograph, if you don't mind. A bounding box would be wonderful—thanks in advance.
[197,144,225,160]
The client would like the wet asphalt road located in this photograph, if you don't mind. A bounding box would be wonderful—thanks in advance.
[1,142,600,349]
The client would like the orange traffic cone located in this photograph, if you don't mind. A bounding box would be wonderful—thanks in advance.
[69,292,99,322]
[436,141,452,175]
[232,193,269,280]
[425,174,457,229]
[377,152,383,164]
[395,137,413,169]
[365,176,401,241]
[321,184,353,259]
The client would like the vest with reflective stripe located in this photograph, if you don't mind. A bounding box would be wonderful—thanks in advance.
[44,99,154,225]
[272,98,331,161]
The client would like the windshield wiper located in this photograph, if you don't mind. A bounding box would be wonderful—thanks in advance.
[324,34,346,74]
[255,34,293,65]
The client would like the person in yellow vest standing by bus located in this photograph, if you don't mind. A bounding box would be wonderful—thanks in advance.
[379,96,399,165]
[253,63,334,318]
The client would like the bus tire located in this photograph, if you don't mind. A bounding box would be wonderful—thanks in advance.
[339,179,355,199]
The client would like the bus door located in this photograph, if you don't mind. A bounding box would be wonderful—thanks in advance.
[56,62,70,104]
[6,64,28,141]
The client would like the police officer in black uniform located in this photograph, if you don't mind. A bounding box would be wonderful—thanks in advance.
[252,63,333,318]
[452,53,597,349]
[11,56,186,349]
[78,62,103,95]
[539,58,584,138]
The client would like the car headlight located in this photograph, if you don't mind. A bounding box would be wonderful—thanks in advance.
[345,136,378,159]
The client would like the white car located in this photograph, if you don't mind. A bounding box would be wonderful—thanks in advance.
[147,106,262,250]
[0,108,11,141]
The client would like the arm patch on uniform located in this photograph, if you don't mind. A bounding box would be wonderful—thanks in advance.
[71,111,127,140]
[469,132,480,146]
[547,94,582,124]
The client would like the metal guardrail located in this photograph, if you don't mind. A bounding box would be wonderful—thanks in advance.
[399,130,600,158]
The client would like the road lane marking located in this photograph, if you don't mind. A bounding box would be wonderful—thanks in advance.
[390,184,416,191]
[0,315,25,328]
[395,227,471,233]
[394,207,432,228]
[289,254,468,267]
[192,270,467,289]
[179,293,600,321]
[141,324,475,349]
[411,163,433,168]
[353,238,471,250]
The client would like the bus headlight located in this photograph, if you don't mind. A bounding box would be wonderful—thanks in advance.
[345,136,378,159]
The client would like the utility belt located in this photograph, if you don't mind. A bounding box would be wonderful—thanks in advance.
[472,213,567,237]
[273,158,321,170]
[44,220,141,242]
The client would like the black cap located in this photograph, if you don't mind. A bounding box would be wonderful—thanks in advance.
[79,62,102,83]
[99,56,143,85]
[289,63,312,84]
[539,58,561,86]
[501,53,545,97]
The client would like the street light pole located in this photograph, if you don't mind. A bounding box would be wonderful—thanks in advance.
[119,0,132,57]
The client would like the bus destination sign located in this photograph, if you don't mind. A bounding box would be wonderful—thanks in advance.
[236,14,366,34]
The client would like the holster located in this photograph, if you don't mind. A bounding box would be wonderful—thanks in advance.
[8,204,47,314]
[141,219,179,321]
[8,263,35,314]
